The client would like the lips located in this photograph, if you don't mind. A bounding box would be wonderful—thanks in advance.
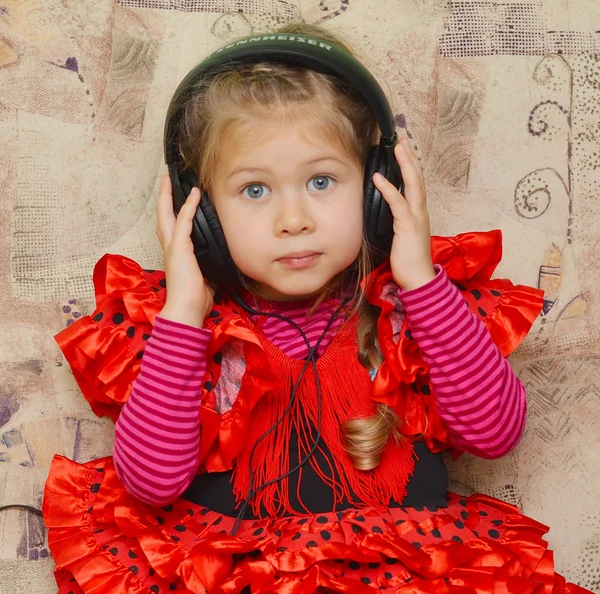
[276,251,322,269]
[277,251,321,260]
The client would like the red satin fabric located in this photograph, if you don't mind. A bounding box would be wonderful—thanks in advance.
[43,456,591,593]
[44,229,591,593]
[362,230,544,457]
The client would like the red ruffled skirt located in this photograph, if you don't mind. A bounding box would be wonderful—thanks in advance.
[43,455,590,594]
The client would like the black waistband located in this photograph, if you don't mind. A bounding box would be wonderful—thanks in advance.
[183,436,448,518]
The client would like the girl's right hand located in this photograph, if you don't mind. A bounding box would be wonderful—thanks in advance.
[156,174,214,328]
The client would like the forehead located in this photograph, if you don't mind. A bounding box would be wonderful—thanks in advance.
[216,110,355,167]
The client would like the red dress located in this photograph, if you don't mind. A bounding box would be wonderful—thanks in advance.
[42,231,590,593]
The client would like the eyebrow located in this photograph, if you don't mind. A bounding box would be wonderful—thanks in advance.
[227,156,347,179]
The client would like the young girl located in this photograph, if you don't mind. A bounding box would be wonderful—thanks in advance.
[42,22,590,594]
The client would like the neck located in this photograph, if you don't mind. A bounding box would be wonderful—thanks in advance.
[241,269,350,305]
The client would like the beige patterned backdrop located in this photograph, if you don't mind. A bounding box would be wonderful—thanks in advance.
[0,1,599,592]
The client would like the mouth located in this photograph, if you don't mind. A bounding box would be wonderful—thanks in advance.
[276,251,322,269]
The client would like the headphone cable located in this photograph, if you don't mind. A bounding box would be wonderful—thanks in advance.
[229,292,350,535]
[0,504,43,516]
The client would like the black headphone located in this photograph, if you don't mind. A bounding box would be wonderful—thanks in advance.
[164,32,403,293]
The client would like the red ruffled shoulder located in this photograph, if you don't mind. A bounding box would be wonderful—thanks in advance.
[197,300,311,477]
[362,230,544,455]
[57,231,544,465]
[54,254,168,422]
[54,252,283,479]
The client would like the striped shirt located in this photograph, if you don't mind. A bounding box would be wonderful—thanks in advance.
[247,294,348,359]
[113,266,526,505]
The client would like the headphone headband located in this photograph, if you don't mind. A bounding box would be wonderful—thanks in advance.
[164,33,397,168]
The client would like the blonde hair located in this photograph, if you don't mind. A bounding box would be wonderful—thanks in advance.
[177,22,401,471]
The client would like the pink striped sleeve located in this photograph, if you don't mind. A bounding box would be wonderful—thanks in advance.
[398,265,527,459]
[113,315,211,505]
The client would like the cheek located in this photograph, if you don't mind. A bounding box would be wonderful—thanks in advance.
[346,195,365,240]
[330,198,363,258]
[347,218,365,256]
[217,208,267,271]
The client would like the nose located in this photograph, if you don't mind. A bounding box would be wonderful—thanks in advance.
[274,192,315,236]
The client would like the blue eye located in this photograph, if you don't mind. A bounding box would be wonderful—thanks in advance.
[308,175,332,191]
[243,183,270,200]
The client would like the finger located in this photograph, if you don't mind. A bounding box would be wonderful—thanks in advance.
[395,135,421,167]
[394,139,424,187]
[399,137,422,169]
[394,139,427,212]
[171,187,201,246]
[157,175,176,247]
[373,171,411,222]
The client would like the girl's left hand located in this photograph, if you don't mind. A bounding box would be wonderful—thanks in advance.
[372,138,436,291]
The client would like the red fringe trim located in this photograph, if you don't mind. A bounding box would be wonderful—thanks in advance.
[231,315,415,517]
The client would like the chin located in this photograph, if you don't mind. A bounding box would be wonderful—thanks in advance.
[253,276,333,302]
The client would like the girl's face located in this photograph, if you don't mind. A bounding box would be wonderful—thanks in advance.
[210,114,364,301]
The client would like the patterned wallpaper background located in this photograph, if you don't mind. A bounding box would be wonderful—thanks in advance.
[0,1,599,591]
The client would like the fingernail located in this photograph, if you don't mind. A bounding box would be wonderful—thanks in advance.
[401,137,410,147]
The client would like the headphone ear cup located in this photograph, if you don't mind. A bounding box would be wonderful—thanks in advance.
[196,194,239,291]
[363,143,395,263]
[197,193,234,267]
[174,168,238,291]
[363,144,381,226]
